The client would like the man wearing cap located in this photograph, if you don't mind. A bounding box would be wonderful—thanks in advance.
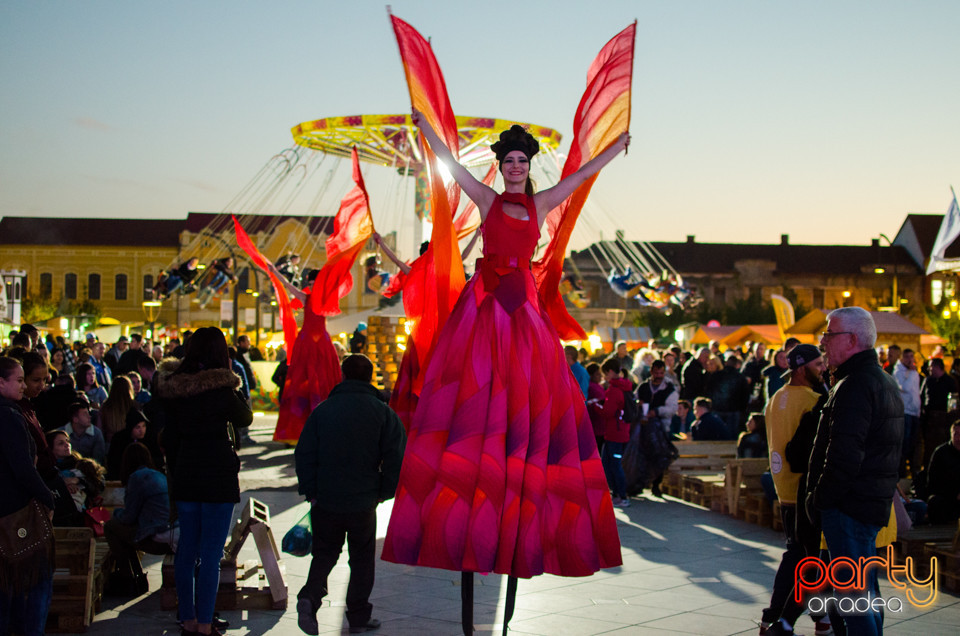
[758,344,826,635]
[807,307,903,635]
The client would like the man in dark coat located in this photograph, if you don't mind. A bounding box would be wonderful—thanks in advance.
[807,307,903,636]
[926,422,960,524]
[680,347,709,401]
[294,354,406,635]
[705,352,750,438]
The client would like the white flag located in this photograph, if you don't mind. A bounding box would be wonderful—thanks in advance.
[926,194,960,274]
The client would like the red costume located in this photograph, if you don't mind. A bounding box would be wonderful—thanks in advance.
[272,298,341,444]
[382,193,622,578]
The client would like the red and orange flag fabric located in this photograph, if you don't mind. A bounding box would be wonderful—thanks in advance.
[389,12,466,371]
[309,146,375,316]
[534,22,636,340]
[233,215,299,362]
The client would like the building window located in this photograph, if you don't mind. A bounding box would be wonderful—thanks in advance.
[946,279,956,299]
[932,279,943,306]
[143,274,154,300]
[115,274,127,301]
[714,286,726,305]
[88,273,101,300]
[813,288,824,308]
[65,273,77,300]
[39,273,52,298]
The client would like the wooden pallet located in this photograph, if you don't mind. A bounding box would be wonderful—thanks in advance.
[47,527,97,633]
[740,492,773,527]
[896,525,958,578]
[923,544,960,593]
[681,473,725,507]
[772,501,783,532]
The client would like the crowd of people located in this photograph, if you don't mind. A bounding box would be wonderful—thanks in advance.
[4,304,960,635]
[0,324,257,636]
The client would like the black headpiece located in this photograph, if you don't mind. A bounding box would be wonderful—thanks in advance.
[491,125,539,161]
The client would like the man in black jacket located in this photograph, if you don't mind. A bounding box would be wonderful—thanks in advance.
[294,354,406,635]
[926,422,960,524]
[680,347,709,401]
[807,307,903,636]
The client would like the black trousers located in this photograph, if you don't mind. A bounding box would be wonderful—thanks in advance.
[762,504,806,625]
[298,506,376,629]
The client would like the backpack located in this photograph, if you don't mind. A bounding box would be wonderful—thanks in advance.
[620,387,640,424]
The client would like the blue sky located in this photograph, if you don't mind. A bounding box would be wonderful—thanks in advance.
[1,0,958,252]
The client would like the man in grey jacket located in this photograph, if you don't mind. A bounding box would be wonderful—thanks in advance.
[294,354,406,635]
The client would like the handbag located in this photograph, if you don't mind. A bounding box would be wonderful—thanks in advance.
[84,506,111,538]
[0,499,53,564]
[281,508,313,557]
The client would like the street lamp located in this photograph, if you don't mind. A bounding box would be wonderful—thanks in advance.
[142,300,162,340]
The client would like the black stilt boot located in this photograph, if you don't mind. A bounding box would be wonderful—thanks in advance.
[461,571,474,635]
[502,575,518,635]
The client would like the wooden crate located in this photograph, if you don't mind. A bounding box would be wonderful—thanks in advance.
[681,473,725,507]
[772,501,783,532]
[740,492,773,527]
[47,528,97,633]
[896,525,957,577]
[923,544,960,593]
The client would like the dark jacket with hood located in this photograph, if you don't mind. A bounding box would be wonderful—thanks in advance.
[156,359,252,503]
[806,349,903,527]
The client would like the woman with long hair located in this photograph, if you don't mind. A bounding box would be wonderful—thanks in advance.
[100,375,137,445]
[0,356,56,635]
[157,327,252,636]
[383,112,628,597]
[50,348,65,375]
[77,362,107,408]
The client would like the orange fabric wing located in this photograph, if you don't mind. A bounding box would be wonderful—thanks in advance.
[533,22,636,340]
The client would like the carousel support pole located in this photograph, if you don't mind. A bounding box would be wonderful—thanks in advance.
[461,571,474,635]
[502,575,518,635]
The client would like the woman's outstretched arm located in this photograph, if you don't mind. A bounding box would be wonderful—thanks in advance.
[373,233,412,275]
[412,109,497,220]
[533,132,630,226]
[265,261,306,305]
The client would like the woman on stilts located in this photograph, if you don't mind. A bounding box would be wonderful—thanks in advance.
[381,109,629,634]
[265,266,342,444]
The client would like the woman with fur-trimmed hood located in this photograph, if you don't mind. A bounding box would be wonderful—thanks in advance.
[156,327,252,636]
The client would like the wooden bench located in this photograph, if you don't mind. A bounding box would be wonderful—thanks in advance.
[663,441,738,499]
[47,528,97,633]
[896,524,958,579]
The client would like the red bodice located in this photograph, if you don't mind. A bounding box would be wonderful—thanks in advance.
[480,193,540,264]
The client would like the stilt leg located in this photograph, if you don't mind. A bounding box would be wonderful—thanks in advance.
[461,571,474,635]
[502,575,518,635]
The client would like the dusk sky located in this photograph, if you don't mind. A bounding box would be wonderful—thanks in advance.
[2,1,958,254]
